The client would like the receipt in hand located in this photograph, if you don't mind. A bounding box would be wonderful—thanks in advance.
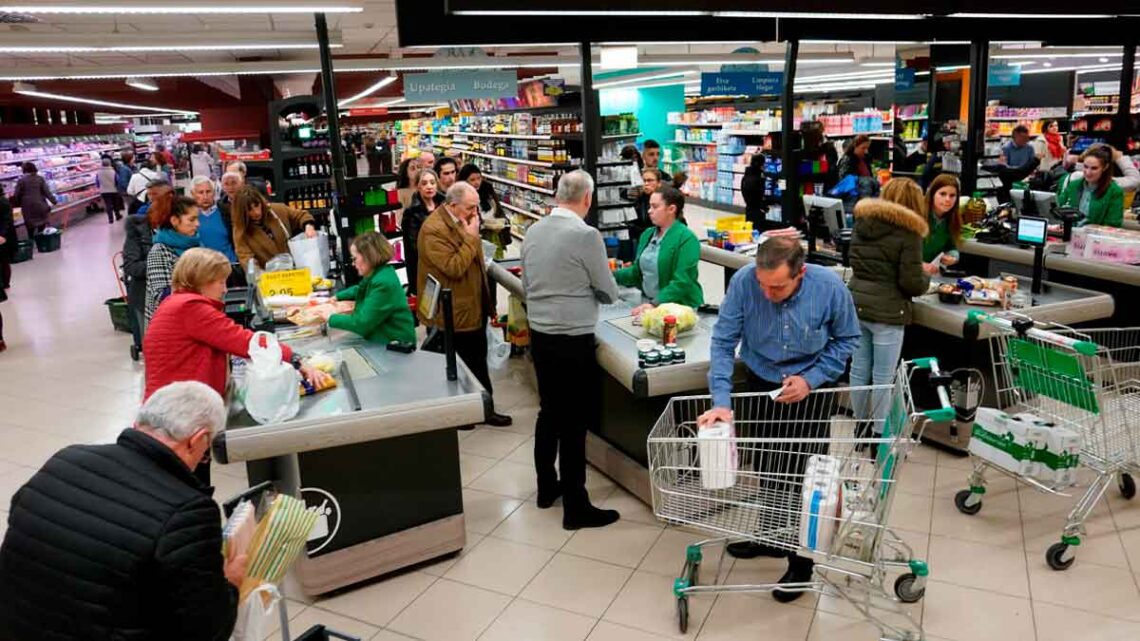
[767,386,786,401]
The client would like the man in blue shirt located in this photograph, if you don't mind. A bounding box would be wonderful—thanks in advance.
[190,176,236,262]
[1000,125,1036,170]
[699,236,860,602]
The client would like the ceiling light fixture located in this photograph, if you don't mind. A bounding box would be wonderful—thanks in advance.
[0,2,363,14]
[992,52,1123,59]
[860,62,897,68]
[1043,62,1053,67]
[713,11,925,19]
[949,12,1113,18]
[125,77,158,91]
[0,32,339,52]
[451,10,705,16]
[338,74,397,107]
[12,83,198,116]
[600,46,638,70]
[595,71,693,89]
[795,69,894,83]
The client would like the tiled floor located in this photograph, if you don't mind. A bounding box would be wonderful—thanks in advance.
[3,210,1140,641]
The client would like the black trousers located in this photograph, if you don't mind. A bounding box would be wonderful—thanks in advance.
[530,330,598,510]
[101,193,122,222]
[453,324,493,398]
[743,371,834,572]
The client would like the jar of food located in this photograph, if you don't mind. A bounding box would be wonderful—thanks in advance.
[644,351,661,368]
[658,348,673,365]
[662,315,678,345]
[672,346,687,363]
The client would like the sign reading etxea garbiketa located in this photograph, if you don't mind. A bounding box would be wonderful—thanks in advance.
[404,70,518,101]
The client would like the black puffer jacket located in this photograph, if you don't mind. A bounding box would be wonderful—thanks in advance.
[0,429,238,641]
[122,214,154,307]
[847,198,931,325]
[400,191,443,292]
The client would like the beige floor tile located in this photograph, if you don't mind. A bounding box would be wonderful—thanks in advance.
[387,579,511,641]
[0,463,38,510]
[603,570,714,640]
[1028,557,1140,622]
[488,502,574,550]
[314,570,437,627]
[443,536,554,596]
[467,459,539,500]
[927,534,1029,597]
[932,463,1020,511]
[494,404,538,437]
[1023,508,1125,570]
[896,461,936,497]
[258,601,308,641]
[505,437,536,465]
[289,607,382,640]
[1033,601,1140,641]
[929,495,1024,548]
[598,487,658,526]
[922,581,1035,641]
[521,553,633,617]
[806,610,903,641]
[906,443,938,466]
[461,488,523,535]
[1117,526,1140,572]
[935,450,976,471]
[585,466,618,497]
[697,592,814,640]
[638,528,724,578]
[586,621,673,641]
[886,492,933,534]
[459,430,529,460]
[372,631,421,641]
[563,520,664,568]
[0,424,79,470]
[477,599,596,641]
[459,453,498,486]
[814,579,922,624]
[419,533,484,577]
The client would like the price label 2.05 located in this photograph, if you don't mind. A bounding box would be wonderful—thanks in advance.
[258,268,313,299]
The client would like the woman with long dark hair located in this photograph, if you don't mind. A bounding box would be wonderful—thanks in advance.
[1057,143,1125,227]
[400,168,443,290]
[922,173,964,273]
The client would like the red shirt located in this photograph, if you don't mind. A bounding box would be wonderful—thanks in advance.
[142,292,293,401]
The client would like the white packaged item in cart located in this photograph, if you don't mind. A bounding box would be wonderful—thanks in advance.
[800,466,842,552]
[806,453,840,476]
[968,407,1047,477]
[1009,412,1081,486]
[698,422,738,490]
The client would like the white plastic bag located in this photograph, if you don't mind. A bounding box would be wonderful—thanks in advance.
[244,332,301,425]
[230,582,281,641]
[486,323,510,371]
[289,231,331,278]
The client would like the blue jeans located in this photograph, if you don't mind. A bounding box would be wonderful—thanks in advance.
[849,321,906,433]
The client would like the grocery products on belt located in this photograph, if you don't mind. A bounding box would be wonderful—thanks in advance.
[641,303,698,338]
[968,407,1081,487]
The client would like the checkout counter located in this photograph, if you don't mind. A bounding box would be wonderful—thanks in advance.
[213,331,489,595]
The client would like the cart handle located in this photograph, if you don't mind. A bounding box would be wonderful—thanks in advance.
[965,310,1099,356]
[910,357,956,423]
[112,251,127,299]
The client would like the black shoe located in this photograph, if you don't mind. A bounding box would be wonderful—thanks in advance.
[485,412,512,427]
[563,504,620,530]
[772,561,814,603]
[726,541,785,559]
[536,487,561,509]
[458,424,476,431]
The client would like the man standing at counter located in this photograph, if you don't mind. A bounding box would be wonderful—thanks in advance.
[522,170,623,530]
[698,236,860,602]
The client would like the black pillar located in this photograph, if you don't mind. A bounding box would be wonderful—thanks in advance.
[579,41,599,224]
[961,40,989,195]
[314,12,353,282]
[1112,43,1136,151]
[780,39,800,226]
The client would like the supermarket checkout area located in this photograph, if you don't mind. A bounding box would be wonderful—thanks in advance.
[212,330,489,595]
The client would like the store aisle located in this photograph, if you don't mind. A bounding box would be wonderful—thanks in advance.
[4,213,1140,641]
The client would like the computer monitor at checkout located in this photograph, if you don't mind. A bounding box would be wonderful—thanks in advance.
[1011,190,1057,219]
[1017,216,1049,247]
[802,195,846,237]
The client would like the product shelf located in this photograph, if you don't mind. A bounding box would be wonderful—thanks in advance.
[500,202,544,220]
[484,174,556,196]
[457,148,574,169]
[449,130,560,141]
[0,144,128,166]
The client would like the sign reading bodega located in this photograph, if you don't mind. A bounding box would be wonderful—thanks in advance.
[700,71,784,97]
[404,70,518,101]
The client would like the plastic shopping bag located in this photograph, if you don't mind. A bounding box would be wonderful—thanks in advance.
[487,323,510,371]
[507,295,530,347]
[289,231,331,279]
[244,332,301,425]
[230,582,281,641]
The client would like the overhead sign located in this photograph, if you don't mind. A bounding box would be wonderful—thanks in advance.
[347,107,389,117]
[404,70,518,102]
[895,68,916,91]
[720,47,769,73]
[988,63,1022,88]
[700,72,783,97]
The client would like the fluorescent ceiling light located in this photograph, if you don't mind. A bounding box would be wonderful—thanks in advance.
[339,74,397,107]
[0,43,338,53]
[935,65,970,71]
[451,10,705,16]
[125,77,158,91]
[0,31,337,52]
[949,13,1112,18]
[0,2,362,14]
[993,52,1122,59]
[13,83,198,116]
[595,71,692,89]
[714,11,925,19]
[796,69,894,83]
[601,46,639,70]
[373,97,406,108]
[860,62,897,68]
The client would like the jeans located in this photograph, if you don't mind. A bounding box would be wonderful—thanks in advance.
[849,321,906,433]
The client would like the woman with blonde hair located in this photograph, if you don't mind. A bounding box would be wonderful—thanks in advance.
[847,178,931,436]
[316,232,415,344]
[230,185,317,268]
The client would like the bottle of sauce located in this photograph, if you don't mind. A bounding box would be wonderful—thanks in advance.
[662,315,678,345]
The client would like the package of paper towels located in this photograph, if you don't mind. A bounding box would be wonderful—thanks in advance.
[698,422,738,490]
[800,455,842,553]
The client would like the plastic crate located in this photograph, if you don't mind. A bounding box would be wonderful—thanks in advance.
[12,239,33,263]
[34,232,61,253]
[104,297,132,333]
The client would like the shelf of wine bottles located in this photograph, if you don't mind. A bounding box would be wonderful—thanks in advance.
[284,184,332,211]
[284,153,332,180]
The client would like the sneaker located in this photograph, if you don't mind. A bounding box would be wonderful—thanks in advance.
[772,561,814,603]
[726,541,785,559]
[563,504,620,530]
[484,412,512,427]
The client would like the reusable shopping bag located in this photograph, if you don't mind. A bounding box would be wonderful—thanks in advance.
[244,332,301,425]
[289,231,331,279]
[486,323,510,371]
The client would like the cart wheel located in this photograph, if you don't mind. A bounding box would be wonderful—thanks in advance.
[894,573,925,603]
[954,489,983,515]
[130,344,141,362]
[676,597,689,634]
[1046,542,1075,571]
[1119,474,1136,500]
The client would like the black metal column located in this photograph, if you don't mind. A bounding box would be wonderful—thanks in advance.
[961,40,989,195]
[315,13,353,282]
[580,41,599,224]
[780,39,800,226]
[1112,43,1136,151]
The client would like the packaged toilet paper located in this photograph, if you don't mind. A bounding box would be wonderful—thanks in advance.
[968,408,1048,476]
[698,422,738,490]
[800,464,842,553]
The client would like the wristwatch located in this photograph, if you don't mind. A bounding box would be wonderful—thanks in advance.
[289,354,304,370]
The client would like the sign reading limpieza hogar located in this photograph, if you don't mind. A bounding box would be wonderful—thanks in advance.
[258,268,313,298]
[404,70,518,102]
[700,72,783,97]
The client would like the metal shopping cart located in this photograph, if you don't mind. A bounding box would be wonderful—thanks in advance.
[953,311,1140,571]
[647,359,953,641]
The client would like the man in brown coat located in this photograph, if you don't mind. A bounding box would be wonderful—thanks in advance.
[417,182,511,427]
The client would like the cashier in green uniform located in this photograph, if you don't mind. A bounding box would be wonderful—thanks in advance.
[1056,144,1125,228]
[615,186,704,314]
[317,231,416,344]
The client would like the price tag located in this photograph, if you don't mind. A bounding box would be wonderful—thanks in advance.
[258,268,313,298]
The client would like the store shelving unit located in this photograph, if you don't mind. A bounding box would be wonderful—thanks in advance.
[268,95,336,223]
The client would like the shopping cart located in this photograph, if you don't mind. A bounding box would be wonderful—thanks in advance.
[954,311,1140,571]
[647,359,953,641]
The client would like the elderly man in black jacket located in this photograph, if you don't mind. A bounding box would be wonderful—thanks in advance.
[0,381,246,641]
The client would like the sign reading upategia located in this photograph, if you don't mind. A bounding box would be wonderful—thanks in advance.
[403,70,518,102]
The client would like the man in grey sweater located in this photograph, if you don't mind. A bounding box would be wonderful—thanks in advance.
[522,170,622,530]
